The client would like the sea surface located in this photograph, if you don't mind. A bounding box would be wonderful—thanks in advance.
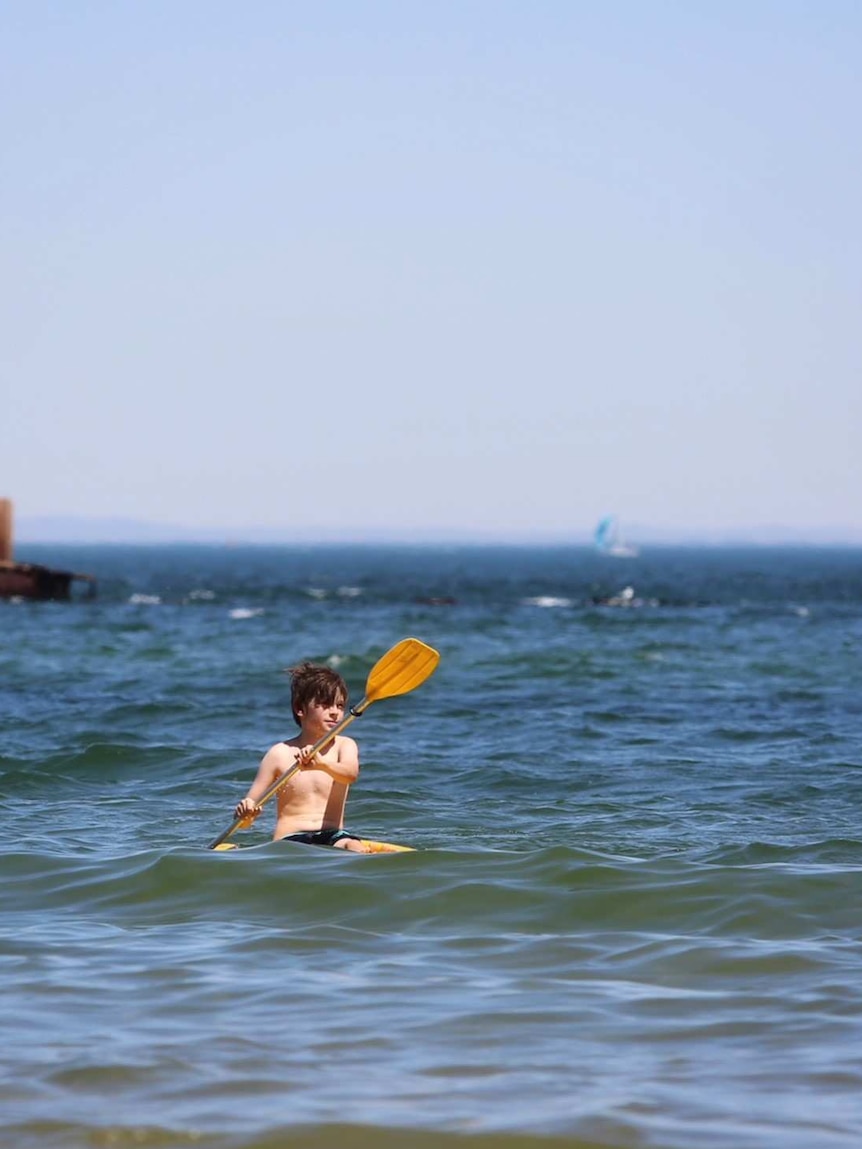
[2,544,861,1149]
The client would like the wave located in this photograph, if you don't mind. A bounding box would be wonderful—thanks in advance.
[4,842,862,939]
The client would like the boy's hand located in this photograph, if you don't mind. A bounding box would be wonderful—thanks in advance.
[297,747,321,770]
[234,798,261,825]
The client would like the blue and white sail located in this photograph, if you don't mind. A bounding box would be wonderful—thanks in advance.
[594,515,639,558]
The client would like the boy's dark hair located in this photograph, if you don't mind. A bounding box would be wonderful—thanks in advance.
[287,662,348,726]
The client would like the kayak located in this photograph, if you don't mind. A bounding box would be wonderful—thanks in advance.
[212,837,413,854]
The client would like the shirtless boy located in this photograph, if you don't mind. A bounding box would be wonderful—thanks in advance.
[234,662,372,853]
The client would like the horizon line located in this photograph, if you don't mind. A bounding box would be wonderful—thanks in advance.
[13,522,862,549]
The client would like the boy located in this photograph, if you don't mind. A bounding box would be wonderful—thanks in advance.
[234,662,372,853]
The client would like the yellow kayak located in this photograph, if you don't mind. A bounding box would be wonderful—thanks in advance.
[213,838,413,854]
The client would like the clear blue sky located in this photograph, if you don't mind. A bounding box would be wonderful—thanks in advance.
[3,2,860,542]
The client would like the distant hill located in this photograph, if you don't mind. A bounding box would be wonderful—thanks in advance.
[16,515,239,544]
[14,515,361,545]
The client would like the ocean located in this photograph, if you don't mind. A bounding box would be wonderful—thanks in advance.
[1,543,861,1149]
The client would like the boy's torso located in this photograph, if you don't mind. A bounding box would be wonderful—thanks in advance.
[272,737,349,836]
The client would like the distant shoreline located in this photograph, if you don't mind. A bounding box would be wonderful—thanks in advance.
[14,531,862,550]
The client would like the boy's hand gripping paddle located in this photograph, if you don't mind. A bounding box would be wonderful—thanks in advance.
[207,637,440,850]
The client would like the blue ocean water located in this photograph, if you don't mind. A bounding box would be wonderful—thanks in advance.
[2,544,861,1149]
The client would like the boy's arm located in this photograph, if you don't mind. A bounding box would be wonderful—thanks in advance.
[234,744,286,817]
[299,735,359,786]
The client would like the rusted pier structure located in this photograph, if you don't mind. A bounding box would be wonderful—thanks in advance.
[0,499,96,601]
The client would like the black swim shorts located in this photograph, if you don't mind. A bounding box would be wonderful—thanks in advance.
[283,828,363,848]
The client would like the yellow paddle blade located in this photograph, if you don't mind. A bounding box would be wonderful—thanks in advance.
[365,637,440,703]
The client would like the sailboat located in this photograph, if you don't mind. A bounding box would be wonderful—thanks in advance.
[594,515,639,558]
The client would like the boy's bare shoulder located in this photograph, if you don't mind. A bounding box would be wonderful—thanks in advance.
[263,739,300,761]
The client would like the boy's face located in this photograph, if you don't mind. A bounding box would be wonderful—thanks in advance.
[297,694,346,734]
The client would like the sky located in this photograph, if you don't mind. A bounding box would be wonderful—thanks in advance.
[2,1,860,544]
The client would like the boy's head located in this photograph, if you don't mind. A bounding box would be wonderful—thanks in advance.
[287,662,348,726]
